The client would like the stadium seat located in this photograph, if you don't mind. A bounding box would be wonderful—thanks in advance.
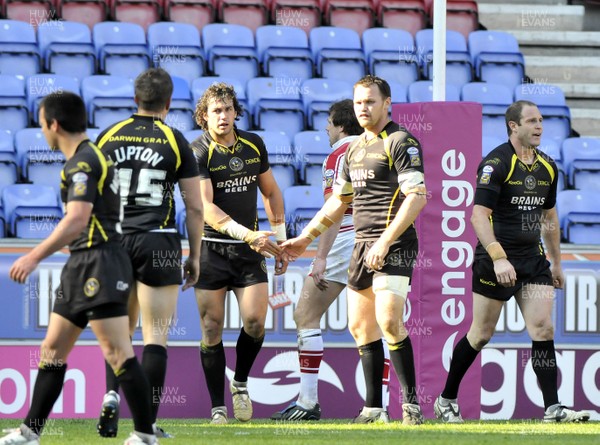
[0,129,18,198]
[184,129,204,143]
[218,0,269,33]
[482,115,507,142]
[0,205,5,238]
[255,25,314,81]
[147,22,205,87]
[362,28,418,88]
[191,76,250,131]
[164,0,215,32]
[468,31,525,91]
[87,127,102,143]
[253,130,296,190]
[408,81,460,102]
[537,139,565,192]
[58,0,109,30]
[415,29,472,88]
[247,77,305,138]
[37,20,96,81]
[378,0,428,37]
[270,0,321,36]
[461,81,512,116]
[4,0,53,29]
[324,0,375,37]
[111,0,162,32]
[388,80,408,105]
[515,83,571,144]
[556,190,600,244]
[283,185,324,236]
[173,183,187,238]
[81,75,136,129]
[27,74,80,125]
[0,19,41,77]
[165,76,195,133]
[201,23,259,85]
[482,135,503,157]
[93,22,150,80]
[0,74,29,132]
[562,137,600,191]
[15,128,65,188]
[256,194,270,231]
[432,0,478,39]
[309,26,367,83]
[294,130,330,186]
[301,78,353,130]
[2,183,63,238]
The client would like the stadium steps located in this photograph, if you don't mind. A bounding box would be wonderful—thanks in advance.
[477,3,585,32]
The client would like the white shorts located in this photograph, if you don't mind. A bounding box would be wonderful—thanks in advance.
[309,229,354,286]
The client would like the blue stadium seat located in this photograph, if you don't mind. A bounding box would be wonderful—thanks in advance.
[482,115,507,141]
[2,183,63,238]
[201,23,259,85]
[468,31,525,91]
[0,20,41,77]
[537,139,565,192]
[165,76,195,133]
[93,22,150,80]
[81,75,136,129]
[247,77,305,138]
[37,20,96,81]
[294,130,330,186]
[148,22,205,86]
[0,74,29,132]
[0,205,5,238]
[253,130,296,190]
[482,135,504,157]
[27,74,80,125]
[309,26,367,83]
[173,183,188,238]
[255,25,313,81]
[184,129,204,143]
[562,137,600,191]
[15,128,65,188]
[388,80,408,105]
[362,28,418,88]
[256,194,270,232]
[301,78,353,130]
[87,128,102,143]
[461,81,512,116]
[283,185,324,236]
[556,190,600,244]
[408,80,460,102]
[515,83,571,144]
[191,76,250,131]
[0,129,18,198]
[415,29,473,88]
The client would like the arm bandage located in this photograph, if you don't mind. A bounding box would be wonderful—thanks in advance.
[398,171,426,195]
[300,211,336,241]
[270,223,287,242]
[214,215,254,243]
[485,241,507,261]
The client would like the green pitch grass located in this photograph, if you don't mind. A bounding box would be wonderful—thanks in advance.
[1,418,599,444]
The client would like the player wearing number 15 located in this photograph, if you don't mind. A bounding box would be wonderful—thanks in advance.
[95,68,204,438]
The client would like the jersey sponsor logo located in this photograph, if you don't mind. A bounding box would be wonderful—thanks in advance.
[479,172,491,184]
[324,169,335,188]
[116,281,129,291]
[84,278,100,297]
[486,158,501,165]
[366,153,386,160]
[72,172,88,183]
[479,278,496,287]
[482,165,494,173]
[245,157,261,165]
[229,157,244,172]
[73,182,87,196]
[525,175,536,191]
[210,164,227,172]
[538,180,551,186]
[215,175,257,193]
[353,148,366,162]
[510,196,546,206]
[508,180,522,185]
[66,161,91,174]
[410,154,421,167]
[407,147,419,155]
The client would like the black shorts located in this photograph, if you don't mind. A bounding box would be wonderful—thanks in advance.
[53,243,133,329]
[121,232,183,286]
[347,238,418,291]
[195,240,268,290]
[472,254,553,301]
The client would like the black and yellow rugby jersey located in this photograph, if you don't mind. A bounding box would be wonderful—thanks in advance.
[337,121,425,242]
[60,140,122,251]
[474,141,558,259]
[96,114,199,234]
[192,129,270,241]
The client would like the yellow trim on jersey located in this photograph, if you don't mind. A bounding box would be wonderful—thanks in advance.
[386,188,400,227]
[382,135,393,170]
[87,215,108,247]
[537,154,555,183]
[160,195,173,229]
[89,142,108,195]
[96,118,134,148]
[239,136,261,157]
[504,154,518,183]
[155,121,181,170]
[207,141,217,164]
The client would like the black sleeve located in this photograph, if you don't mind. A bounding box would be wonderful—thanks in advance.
[473,154,509,209]
[65,151,100,204]
[543,162,559,209]
[191,137,210,181]
[174,129,200,179]
[391,133,425,176]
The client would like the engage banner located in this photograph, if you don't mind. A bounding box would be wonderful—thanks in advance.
[391,102,482,420]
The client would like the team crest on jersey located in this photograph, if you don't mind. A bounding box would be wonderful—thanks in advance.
[480,172,491,184]
[354,148,366,163]
[324,169,335,187]
[229,157,244,172]
[525,175,536,190]
[84,278,100,297]
[74,182,87,196]
[261,260,267,273]
[386,252,401,267]
[482,165,494,173]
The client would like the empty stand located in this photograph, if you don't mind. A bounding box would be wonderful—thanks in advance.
[256,25,313,80]
[378,0,428,37]
[165,75,195,133]
[324,0,374,37]
[461,81,512,116]
[218,0,269,33]
[111,0,162,32]
[293,130,329,186]
[556,190,600,244]
[164,0,216,32]
[283,185,324,235]
[309,26,366,83]
[271,0,321,35]
[0,19,41,77]
[0,74,29,132]
[81,75,136,129]
[5,0,54,29]
[27,74,80,125]
[562,137,600,191]
[0,130,18,198]
[301,78,353,130]
[59,0,109,30]
[15,127,65,188]
[253,130,297,190]
[408,80,460,102]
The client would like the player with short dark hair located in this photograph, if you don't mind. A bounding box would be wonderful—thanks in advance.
[95,68,204,438]
[282,75,428,425]
[0,92,158,445]
[433,100,590,423]
[192,82,287,424]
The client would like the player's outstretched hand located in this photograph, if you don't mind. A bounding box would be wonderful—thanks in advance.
[281,236,312,262]
[246,231,282,258]
[9,254,39,284]
[182,257,200,291]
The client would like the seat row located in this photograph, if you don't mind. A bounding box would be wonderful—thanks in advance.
[0,0,479,37]
[0,19,526,89]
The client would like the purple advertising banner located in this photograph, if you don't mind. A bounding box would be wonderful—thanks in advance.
[391,102,482,420]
